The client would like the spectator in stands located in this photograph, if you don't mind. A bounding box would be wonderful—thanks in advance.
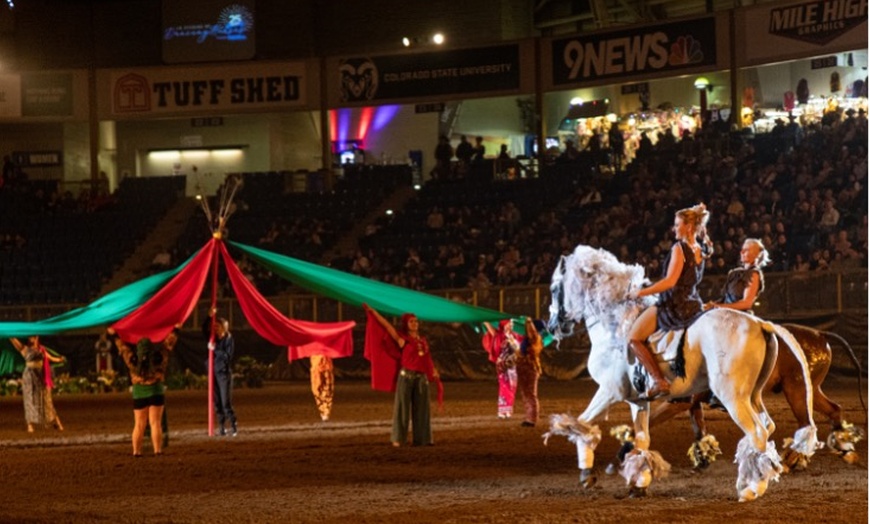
[203,308,237,437]
[108,327,178,456]
[637,132,654,159]
[455,135,474,165]
[9,335,66,433]
[432,135,454,180]
[150,247,172,272]
[819,199,841,231]
[426,207,444,230]
[557,140,580,163]
[2,155,18,187]
[471,136,486,165]
[609,125,625,170]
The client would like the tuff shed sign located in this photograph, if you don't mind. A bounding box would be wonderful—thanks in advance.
[109,62,308,116]
[768,0,867,46]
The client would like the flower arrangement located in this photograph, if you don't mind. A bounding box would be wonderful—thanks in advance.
[234,356,269,388]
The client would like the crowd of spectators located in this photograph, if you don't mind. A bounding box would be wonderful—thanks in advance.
[330,108,866,292]
[1,108,865,306]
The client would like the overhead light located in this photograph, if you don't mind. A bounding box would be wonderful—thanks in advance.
[432,33,445,45]
[385,209,393,215]
[402,37,411,47]
[147,145,247,159]
[694,77,711,90]
[570,97,584,106]
[413,184,421,190]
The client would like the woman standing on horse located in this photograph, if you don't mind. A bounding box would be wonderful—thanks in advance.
[627,203,711,400]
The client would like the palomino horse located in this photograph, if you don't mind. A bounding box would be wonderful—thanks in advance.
[651,324,865,470]
[543,245,818,502]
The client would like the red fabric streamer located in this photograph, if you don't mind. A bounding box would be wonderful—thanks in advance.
[218,242,355,359]
[363,309,401,392]
[112,240,216,343]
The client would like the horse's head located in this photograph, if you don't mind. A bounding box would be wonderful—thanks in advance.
[547,245,649,344]
[547,255,577,341]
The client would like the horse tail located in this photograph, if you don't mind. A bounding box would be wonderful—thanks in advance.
[763,322,819,455]
[805,327,867,422]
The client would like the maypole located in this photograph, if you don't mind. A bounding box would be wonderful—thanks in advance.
[197,174,241,437]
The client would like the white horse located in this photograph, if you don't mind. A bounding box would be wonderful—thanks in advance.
[543,245,818,502]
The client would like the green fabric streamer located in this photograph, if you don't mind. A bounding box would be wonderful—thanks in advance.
[230,241,512,324]
[0,260,190,338]
[0,253,196,376]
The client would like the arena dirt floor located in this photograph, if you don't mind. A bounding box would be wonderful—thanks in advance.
[0,374,866,523]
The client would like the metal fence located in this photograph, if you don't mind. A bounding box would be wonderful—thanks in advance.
[1,269,864,330]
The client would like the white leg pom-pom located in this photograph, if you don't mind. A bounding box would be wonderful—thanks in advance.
[735,437,782,502]
[543,414,602,448]
[780,426,820,473]
[790,425,820,457]
[620,448,671,488]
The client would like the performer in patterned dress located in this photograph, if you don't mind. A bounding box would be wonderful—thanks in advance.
[9,335,65,433]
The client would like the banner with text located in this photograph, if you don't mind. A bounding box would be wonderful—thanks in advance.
[333,44,521,106]
[736,0,868,67]
[549,17,719,88]
[104,61,309,118]
[0,73,74,118]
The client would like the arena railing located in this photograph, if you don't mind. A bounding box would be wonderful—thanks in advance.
[1,269,865,330]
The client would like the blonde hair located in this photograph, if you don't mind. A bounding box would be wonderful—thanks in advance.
[743,238,771,268]
[676,203,712,257]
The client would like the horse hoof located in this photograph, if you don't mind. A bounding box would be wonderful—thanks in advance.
[842,451,859,465]
[579,468,598,489]
[738,488,757,503]
[780,449,808,472]
[628,485,647,498]
[692,461,710,473]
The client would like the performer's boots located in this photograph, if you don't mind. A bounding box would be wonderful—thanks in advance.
[629,339,670,400]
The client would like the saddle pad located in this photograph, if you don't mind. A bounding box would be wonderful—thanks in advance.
[648,329,684,362]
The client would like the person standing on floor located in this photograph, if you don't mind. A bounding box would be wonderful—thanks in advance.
[363,303,439,447]
[94,331,114,373]
[9,335,65,433]
[482,319,520,419]
[310,354,335,422]
[203,308,237,436]
[515,318,545,427]
[108,327,178,456]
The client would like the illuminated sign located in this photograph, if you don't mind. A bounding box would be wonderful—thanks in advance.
[162,1,256,64]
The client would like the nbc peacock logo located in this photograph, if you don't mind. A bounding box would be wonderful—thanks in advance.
[668,35,704,66]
